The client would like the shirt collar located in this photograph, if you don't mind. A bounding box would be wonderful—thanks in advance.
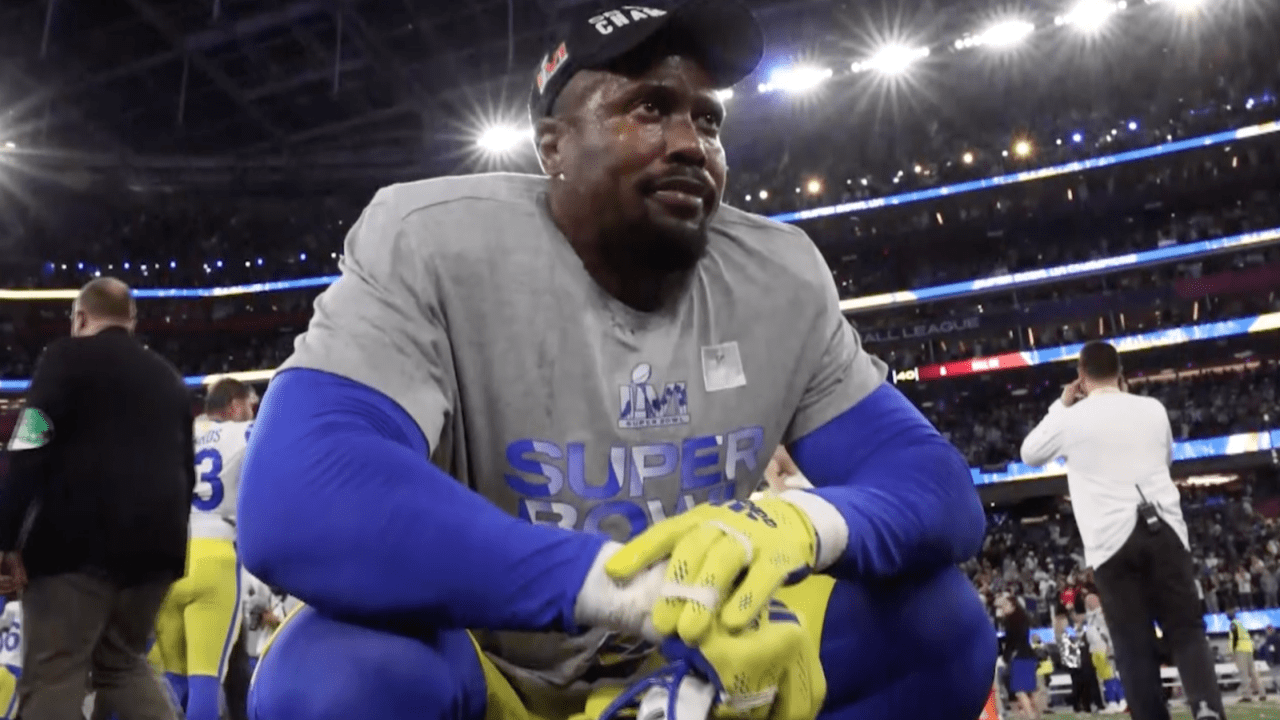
[1087,386,1123,397]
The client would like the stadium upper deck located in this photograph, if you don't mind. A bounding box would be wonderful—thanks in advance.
[3,0,1279,491]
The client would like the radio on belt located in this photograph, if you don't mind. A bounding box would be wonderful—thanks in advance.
[1136,485,1162,534]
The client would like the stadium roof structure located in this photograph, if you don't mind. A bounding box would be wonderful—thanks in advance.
[0,0,836,180]
[0,0,1275,187]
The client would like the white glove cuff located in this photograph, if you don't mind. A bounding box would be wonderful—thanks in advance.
[779,489,849,571]
[573,542,664,643]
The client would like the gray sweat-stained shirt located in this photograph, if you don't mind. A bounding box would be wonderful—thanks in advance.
[280,172,887,691]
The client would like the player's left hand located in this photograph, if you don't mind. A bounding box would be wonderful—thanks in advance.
[605,497,817,644]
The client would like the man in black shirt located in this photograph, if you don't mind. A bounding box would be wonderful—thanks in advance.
[0,277,190,720]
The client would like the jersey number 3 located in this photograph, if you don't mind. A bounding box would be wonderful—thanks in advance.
[194,448,224,511]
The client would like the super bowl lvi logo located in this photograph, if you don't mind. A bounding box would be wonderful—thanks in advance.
[619,363,689,429]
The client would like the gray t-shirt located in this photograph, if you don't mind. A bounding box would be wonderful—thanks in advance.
[282,172,886,690]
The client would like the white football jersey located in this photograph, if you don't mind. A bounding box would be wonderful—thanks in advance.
[191,416,254,541]
[0,602,22,669]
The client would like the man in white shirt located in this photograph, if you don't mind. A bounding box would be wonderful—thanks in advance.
[1021,341,1225,720]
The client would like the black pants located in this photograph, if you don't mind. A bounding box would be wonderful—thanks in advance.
[1093,520,1225,720]
[224,630,253,720]
[1074,662,1105,712]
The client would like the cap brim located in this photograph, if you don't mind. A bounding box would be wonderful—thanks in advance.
[530,1,764,120]
[663,0,764,89]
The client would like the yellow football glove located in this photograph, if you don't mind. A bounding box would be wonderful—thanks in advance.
[597,599,825,720]
[662,599,825,720]
[605,497,817,645]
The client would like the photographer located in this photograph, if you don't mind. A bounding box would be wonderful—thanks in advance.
[1021,341,1225,720]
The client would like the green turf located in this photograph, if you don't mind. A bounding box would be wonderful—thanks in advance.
[1030,702,1280,719]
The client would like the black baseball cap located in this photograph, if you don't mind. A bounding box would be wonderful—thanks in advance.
[529,0,764,120]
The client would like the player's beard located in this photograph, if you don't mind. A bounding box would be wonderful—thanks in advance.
[611,217,711,275]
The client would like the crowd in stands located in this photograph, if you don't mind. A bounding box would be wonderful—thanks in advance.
[826,136,1280,297]
[0,49,1273,295]
[869,288,1280,370]
[728,20,1280,214]
[733,84,1279,220]
[2,128,1271,327]
[967,480,1280,628]
[1,194,362,291]
[842,177,1280,303]
[917,359,1280,469]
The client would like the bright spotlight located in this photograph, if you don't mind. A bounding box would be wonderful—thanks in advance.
[714,89,734,101]
[1127,120,1138,131]
[971,20,1036,49]
[1056,0,1122,32]
[476,125,532,153]
[1014,140,1032,157]
[851,45,930,75]
[757,65,832,94]
[1,141,14,150]
[805,179,823,195]
[962,151,974,164]
[1072,132,1084,143]
[758,189,770,200]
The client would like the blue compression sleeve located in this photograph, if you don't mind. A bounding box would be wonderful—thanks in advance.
[788,383,985,579]
[238,368,607,632]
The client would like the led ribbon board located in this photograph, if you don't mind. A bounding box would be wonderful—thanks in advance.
[3,120,1277,303]
[972,429,1279,485]
[841,226,1280,312]
[770,119,1280,225]
[893,311,1280,383]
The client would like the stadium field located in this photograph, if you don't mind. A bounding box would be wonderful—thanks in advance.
[1037,703,1280,720]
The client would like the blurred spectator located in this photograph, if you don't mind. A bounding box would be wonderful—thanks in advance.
[997,594,1041,720]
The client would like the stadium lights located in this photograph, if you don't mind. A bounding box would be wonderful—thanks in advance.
[955,20,1036,50]
[1014,140,1033,157]
[714,89,734,101]
[962,151,974,164]
[805,179,823,194]
[851,45,930,75]
[1072,132,1084,143]
[476,125,533,153]
[1182,473,1238,488]
[1147,0,1202,12]
[1055,0,1126,31]
[1,141,14,150]
[757,65,833,94]
[758,189,769,200]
